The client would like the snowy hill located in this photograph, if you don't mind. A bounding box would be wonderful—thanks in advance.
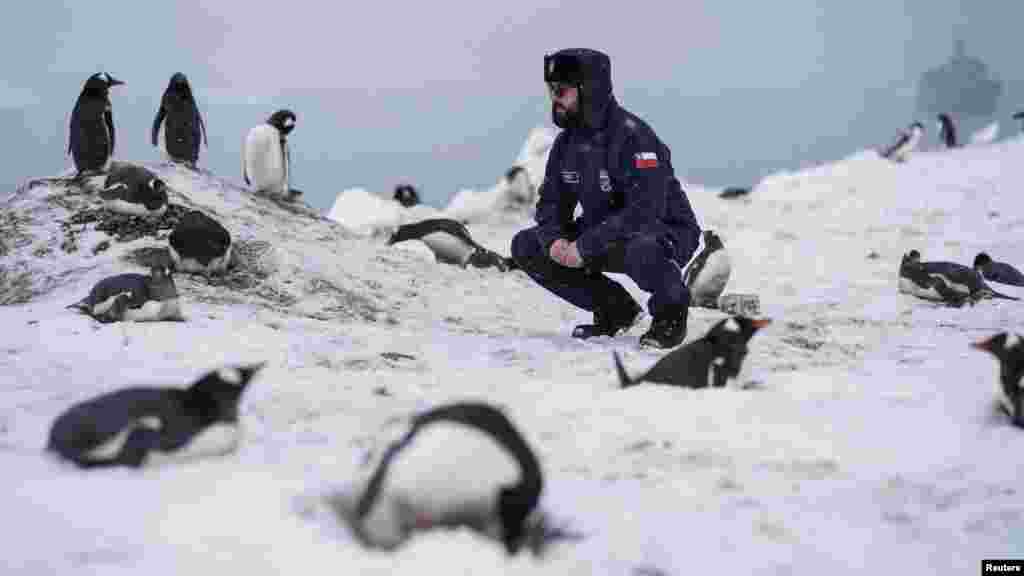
[2,134,1024,575]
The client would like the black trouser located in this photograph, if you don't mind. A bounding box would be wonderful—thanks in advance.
[510,227,693,319]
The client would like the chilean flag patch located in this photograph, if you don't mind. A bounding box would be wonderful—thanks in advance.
[634,152,658,169]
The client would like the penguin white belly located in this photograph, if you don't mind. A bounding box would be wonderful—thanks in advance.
[169,243,232,274]
[690,250,732,301]
[245,126,285,195]
[360,422,519,546]
[145,423,242,467]
[419,231,474,266]
[898,277,943,300]
[123,298,182,322]
[91,291,133,316]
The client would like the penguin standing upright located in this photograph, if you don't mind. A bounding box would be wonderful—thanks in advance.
[68,72,124,176]
[970,333,1024,428]
[152,72,207,167]
[243,109,298,200]
[98,163,169,217]
[937,113,958,149]
[1013,111,1024,134]
[331,401,576,556]
[682,230,732,308]
[46,363,265,469]
[614,316,771,389]
[879,122,924,163]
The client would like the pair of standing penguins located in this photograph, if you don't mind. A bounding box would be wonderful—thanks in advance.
[69,72,297,199]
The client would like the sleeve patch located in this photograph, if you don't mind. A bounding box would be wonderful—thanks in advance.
[634,152,658,169]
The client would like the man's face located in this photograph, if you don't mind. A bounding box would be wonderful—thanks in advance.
[548,82,579,124]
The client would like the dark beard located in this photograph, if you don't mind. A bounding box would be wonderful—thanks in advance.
[551,103,581,129]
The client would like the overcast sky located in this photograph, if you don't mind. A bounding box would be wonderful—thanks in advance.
[1,1,1021,210]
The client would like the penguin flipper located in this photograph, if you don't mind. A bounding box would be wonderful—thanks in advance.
[151,107,166,147]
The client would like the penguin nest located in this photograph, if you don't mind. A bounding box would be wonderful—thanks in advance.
[64,203,191,244]
[122,239,277,291]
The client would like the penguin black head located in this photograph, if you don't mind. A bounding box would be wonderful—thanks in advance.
[706,316,772,378]
[82,72,124,96]
[1014,111,1024,121]
[903,250,922,264]
[497,486,535,555]
[393,184,420,207]
[145,178,169,210]
[148,263,178,299]
[188,363,265,423]
[974,252,993,269]
[268,109,297,136]
[167,72,193,97]
[910,122,925,132]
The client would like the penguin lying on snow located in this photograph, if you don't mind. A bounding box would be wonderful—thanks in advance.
[387,218,517,272]
[970,333,1024,428]
[614,316,771,389]
[168,210,233,275]
[682,230,732,308]
[328,402,581,556]
[68,265,183,323]
[898,250,1019,306]
[973,252,1024,287]
[98,163,169,217]
[47,363,264,469]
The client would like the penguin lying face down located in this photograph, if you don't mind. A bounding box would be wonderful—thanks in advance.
[168,210,233,275]
[68,265,183,323]
[974,252,1024,287]
[98,163,169,217]
[615,316,771,389]
[898,250,1019,307]
[330,402,581,557]
[47,363,264,469]
[682,230,732,308]
[970,333,1024,428]
[387,218,517,272]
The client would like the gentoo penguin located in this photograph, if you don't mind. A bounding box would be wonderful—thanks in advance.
[718,186,751,199]
[387,218,516,272]
[614,316,771,389]
[332,402,575,556]
[970,333,1024,428]
[937,113,958,149]
[68,72,124,176]
[168,210,233,275]
[682,230,732,308]
[98,163,169,217]
[67,264,183,323]
[974,252,1024,287]
[46,363,264,469]
[1014,111,1024,133]
[243,109,298,200]
[151,72,207,167]
[503,165,535,208]
[898,250,1019,306]
[879,122,925,162]
[393,184,420,208]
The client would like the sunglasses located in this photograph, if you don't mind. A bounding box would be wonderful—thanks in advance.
[547,82,575,99]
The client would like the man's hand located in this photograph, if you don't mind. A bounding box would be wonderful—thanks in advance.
[549,239,583,268]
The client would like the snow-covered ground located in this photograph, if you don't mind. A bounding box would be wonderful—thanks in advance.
[1,131,1023,575]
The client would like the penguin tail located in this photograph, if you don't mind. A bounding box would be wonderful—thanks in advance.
[612,351,636,389]
[66,298,90,313]
[991,290,1021,301]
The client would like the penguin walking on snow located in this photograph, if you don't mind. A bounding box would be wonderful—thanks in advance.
[168,210,233,275]
[898,250,1018,307]
[47,363,264,469]
[329,401,580,556]
[152,72,207,168]
[614,316,771,389]
[243,109,299,200]
[879,122,924,163]
[68,72,124,176]
[387,218,517,272]
[974,253,1024,287]
[68,264,183,323]
[98,163,169,217]
[682,230,732,308]
[937,113,958,149]
[970,333,1024,428]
